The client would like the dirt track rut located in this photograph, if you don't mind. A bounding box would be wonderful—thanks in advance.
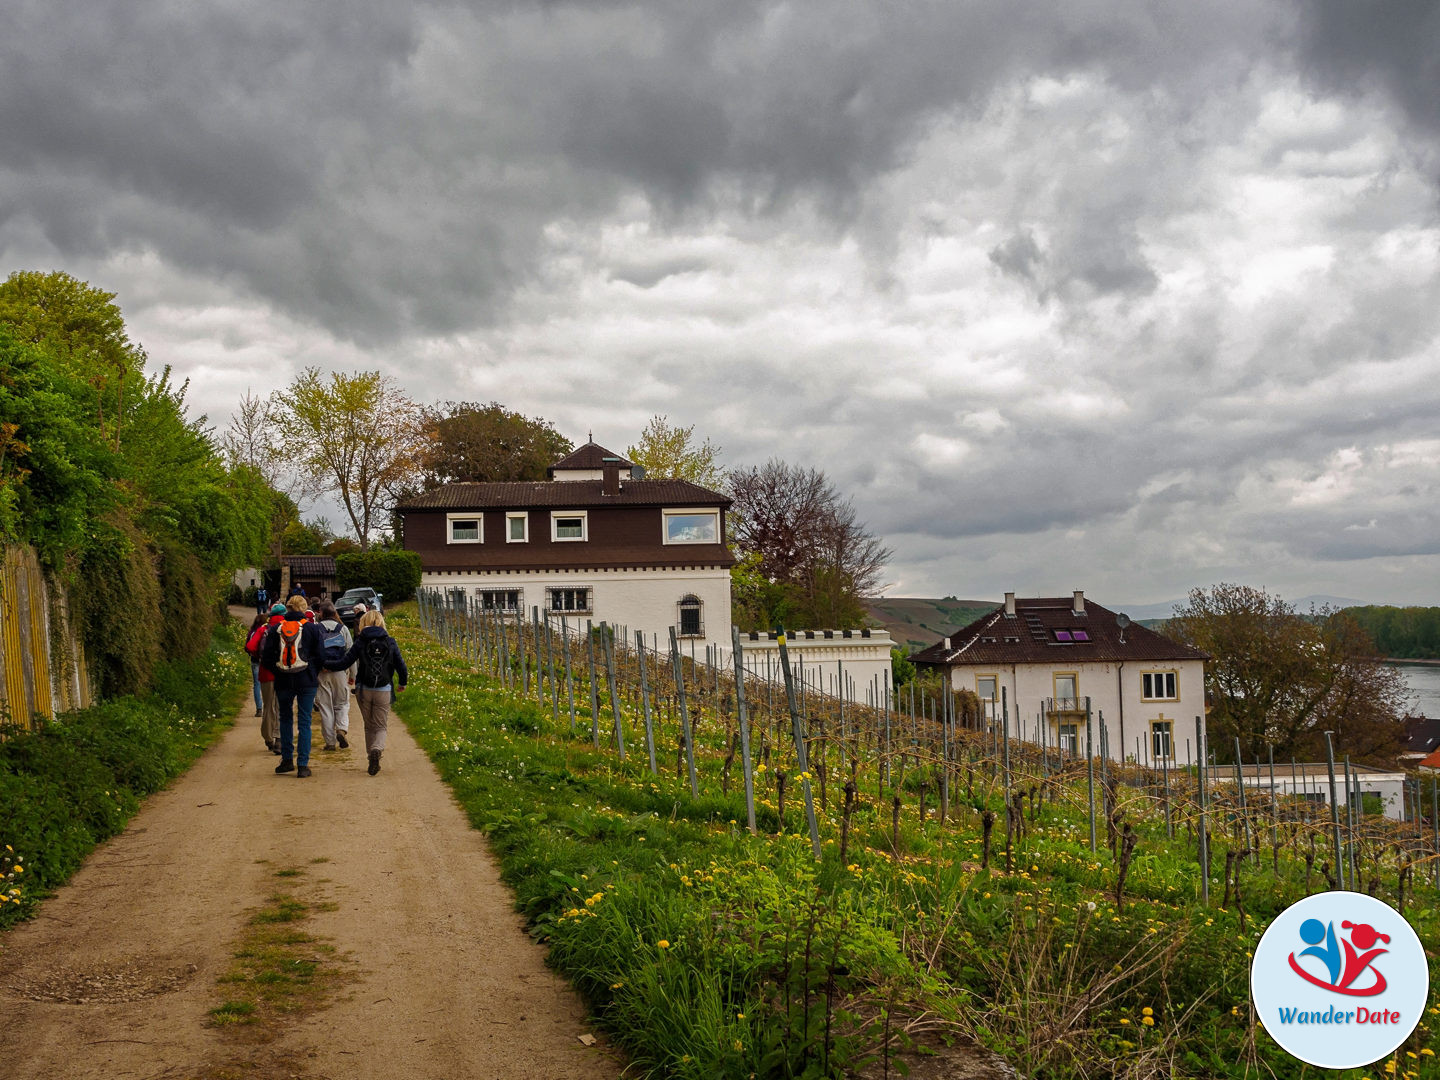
[0,696,618,1080]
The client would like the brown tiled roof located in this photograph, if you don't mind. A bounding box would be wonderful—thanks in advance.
[548,441,633,474]
[419,545,735,572]
[281,555,336,576]
[1403,715,1440,754]
[396,478,729,511]
[910,596,1209,665]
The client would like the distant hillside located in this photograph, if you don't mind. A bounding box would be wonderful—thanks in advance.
[864,597,996,653]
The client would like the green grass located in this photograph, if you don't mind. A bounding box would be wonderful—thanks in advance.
[391,604,1440,1080]
[210,869,351,1030]
[0,621,251,929]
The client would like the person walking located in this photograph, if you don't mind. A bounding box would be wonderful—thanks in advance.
[245,612,266,719]
[251,603,286,753]
[313,601,353,751]
[326,609,407,776]
[255,584,269,616]
[261,595,326,778]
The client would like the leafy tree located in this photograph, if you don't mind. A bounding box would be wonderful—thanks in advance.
[1170,584,1407,765]
[419,401,570,486]
[335,549,422,602]
[626,415,724,489]
[1342,605,1440,661]
[728,459,891,630]
[273,369,425,550]
[0,271,145,451]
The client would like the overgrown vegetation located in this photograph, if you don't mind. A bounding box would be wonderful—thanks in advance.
[392,604,1440,1080]
[0,622,249,929]
[0,270,273,698]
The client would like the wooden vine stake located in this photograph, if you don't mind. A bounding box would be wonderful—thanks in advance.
[776,630,822,861]
[669,626,699,798]
[731,625,757,834]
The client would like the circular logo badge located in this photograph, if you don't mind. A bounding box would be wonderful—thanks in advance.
[1251,891,1428,1069]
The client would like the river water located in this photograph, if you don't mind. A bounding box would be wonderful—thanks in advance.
[1390,662,1440,717]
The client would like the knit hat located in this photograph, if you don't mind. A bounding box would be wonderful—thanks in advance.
[270,603,287,615]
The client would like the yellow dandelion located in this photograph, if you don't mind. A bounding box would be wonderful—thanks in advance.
[657,940,670,949]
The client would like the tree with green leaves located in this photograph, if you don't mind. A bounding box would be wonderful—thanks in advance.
[1170,583,1407,764]
[419,401,570,486]
[273,369,425,550]
[626,415,725,489]
[0,271,146,452]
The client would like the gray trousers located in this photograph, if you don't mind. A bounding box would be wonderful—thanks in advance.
[315,669,351,747]
[356,688,392,753]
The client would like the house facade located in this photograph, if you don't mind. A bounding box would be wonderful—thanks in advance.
[911,591,1209,765]
[397,443,735,651]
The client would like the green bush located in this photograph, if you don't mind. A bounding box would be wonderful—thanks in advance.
[0,622,248,928]
[335,549,421,602]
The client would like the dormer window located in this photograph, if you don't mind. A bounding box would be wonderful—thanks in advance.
[552,511,588,541]
[663,509,719,544]
[506,512,529,542]
[447,513,482,544]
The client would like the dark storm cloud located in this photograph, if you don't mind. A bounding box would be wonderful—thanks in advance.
[1296,1,1440,137]
[1,0,1285,339]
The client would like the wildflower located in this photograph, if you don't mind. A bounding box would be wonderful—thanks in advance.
[1120,1018,1130,1025]
[733,1040,744,1051]
[657,940,670,949]
[611,982,623,989]
[736,1013,745,1020]
[1142,1007,1153,1017]
[1142,1017,1154,1027]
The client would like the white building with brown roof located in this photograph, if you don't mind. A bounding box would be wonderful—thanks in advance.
[910,591,1209,765]
[396,442,735,652]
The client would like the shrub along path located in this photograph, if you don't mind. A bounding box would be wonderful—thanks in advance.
[0,693,617,1080]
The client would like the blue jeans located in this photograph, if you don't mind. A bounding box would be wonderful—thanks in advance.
[276,684,317,766]
[251,663,263,713]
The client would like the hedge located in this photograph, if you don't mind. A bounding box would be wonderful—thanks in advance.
[335,549,422,603]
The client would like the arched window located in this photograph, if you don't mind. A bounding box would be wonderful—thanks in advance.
[677,595,703,638]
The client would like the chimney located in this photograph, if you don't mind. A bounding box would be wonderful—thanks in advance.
[602,463,620,495]
[1004,592,1016,617]
[1073,590,1085,615]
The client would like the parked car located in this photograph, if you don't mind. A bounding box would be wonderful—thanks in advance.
[334,587,384,628]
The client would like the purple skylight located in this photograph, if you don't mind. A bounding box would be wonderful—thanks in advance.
[1072,629,1090,641]
[1054,629,1073,641]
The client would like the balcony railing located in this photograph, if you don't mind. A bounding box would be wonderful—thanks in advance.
[1045,696,1085,714]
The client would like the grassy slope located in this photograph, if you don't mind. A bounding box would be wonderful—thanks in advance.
[864,598,996,653]
[391,605,1440,1080]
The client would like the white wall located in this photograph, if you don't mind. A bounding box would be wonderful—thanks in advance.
[738,632,894,704]
[1240,772,1407,821]
[422,565,733,652]
[946,658,1207,764]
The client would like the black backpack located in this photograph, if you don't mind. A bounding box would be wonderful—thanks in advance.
[361,634,394,687]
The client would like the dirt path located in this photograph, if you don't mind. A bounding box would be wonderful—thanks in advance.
[0,693,619,1079]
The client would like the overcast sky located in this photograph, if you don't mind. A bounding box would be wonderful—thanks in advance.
[5,1,1439,608]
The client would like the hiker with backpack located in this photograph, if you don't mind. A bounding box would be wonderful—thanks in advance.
[313,601,353,751]
[245,612,266,718]
[255,585,269,615]
[248,603,287,753]
[260,595,326,778]
[324,609,407,776]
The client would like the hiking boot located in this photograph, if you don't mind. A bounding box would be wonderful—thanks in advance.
[336,731,349,749]
[322,743,337,752]
[296,766,313,778]
[255,709,262,718]
[271,742,282,755]
[368,750,381,776]
[275,760,295,774]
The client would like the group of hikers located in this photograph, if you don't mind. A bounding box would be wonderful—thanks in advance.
[244,594,408,778]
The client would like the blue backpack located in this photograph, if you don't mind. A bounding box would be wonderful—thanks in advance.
[320,621,349,666]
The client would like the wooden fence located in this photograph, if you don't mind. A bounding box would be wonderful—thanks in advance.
[0,545,90,728]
